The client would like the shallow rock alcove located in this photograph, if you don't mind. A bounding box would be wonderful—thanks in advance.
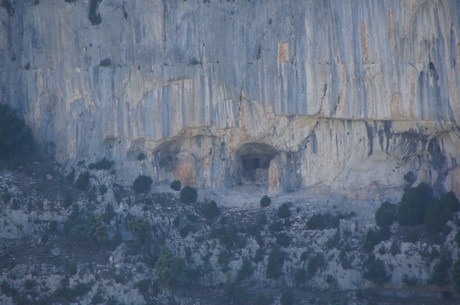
[235,143,279,186]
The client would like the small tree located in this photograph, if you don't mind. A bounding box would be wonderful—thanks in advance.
[260,195,271,207]
[398,183,433,225]
[453,259,460,292]
[170,180,181,191]
[132,175,152,194]
[180,186,197,204]
[375,201,397,227]
[280,288,294,305]
[201,200,220,220]
[278,202,290,219]
[363,255,389,285]
[155,247,186,288]
[267,247,285,279]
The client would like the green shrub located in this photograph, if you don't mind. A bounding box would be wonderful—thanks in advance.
[398,183,433,225]
[455,232,460,247]
[453,259,460,292]
[307,253,325,277]
[237,259,254,281]
[266,247,285,279]
[429,257,451,287]
[375,201,397,227]
[440,191,460,212]
[280,288,294,305]
[424,199,452,233]
[126,215,151,247]
[132,175,152,194]
[201,200,220,220]
[155,247,186,288]
[170,180,181,191]
[305,213,340,230]
[403,171,416,184]
[276,233,290,248]
[88,158,114,170]
[269,220,284,233]
[293,268,307,284]
[278,203,290,219]
[363,255,389,285]
[363,227,391,252]
[260,195,271,207]
[180,186,197,203]
[0,104,34,160]
[253,293,274,305]
[75,171,90,190]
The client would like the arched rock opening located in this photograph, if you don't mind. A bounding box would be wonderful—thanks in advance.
[235,143,279,186]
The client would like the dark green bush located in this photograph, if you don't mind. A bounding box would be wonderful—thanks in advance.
[280,288,294,305]
[0,104,34,160]
[293,268,307,284]
[398,183,433,225]
[403,171,416,184]
[307,253,325,277]
[180,185,197,203]
[375,201,397,227]
[429,257,452,287]
[88,157,114,170]
[363,227,391,252]
[305,213,340,230]
[155,247,186,288]
[253,293,274,305]
[132,175,152,194]
[363,255,389,285]
[424,199,452,233]
[266,247,285,279]
[276,233,290,247]
[75,171,90,190]
[237,259,253,281]
[201,200,220,220]
[260,195,271,207]
[440,191,460,212]
[170,180,181,191]
[453,259,460,292]
[278,202,290,219]
[126,215,151,247]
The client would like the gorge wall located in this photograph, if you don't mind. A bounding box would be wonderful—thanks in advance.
[1,0,459,196]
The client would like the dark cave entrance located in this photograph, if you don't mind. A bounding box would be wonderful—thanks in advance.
[235,143,279,186]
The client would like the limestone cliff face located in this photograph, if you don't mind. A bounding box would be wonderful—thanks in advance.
[1,0,459,195]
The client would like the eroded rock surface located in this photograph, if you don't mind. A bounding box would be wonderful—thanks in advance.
[0,0,459,195]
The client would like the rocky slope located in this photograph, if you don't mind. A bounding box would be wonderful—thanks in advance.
[0,0,459,195]
[1,159,460,305]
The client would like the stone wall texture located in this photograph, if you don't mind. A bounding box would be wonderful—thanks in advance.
[1,0,459,195]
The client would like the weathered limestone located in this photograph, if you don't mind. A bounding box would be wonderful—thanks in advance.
[0,0,459,196]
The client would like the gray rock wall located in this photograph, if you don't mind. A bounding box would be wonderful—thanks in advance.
[1,0,459,195]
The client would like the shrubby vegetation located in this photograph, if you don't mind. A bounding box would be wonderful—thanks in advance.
[88,157,114,170]
[375,201,397,227]
[132,175,153,194]
[180,185,197,203]
[266,247,285,279]
[363,254,389,285]
[305,213,340,230]
[201,200,220,220]
[155,247,186,288]
[260,195,271,207]
[398,182,433,225]
[170,180,181,191]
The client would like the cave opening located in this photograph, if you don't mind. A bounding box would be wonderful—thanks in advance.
[235,143,279,186]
